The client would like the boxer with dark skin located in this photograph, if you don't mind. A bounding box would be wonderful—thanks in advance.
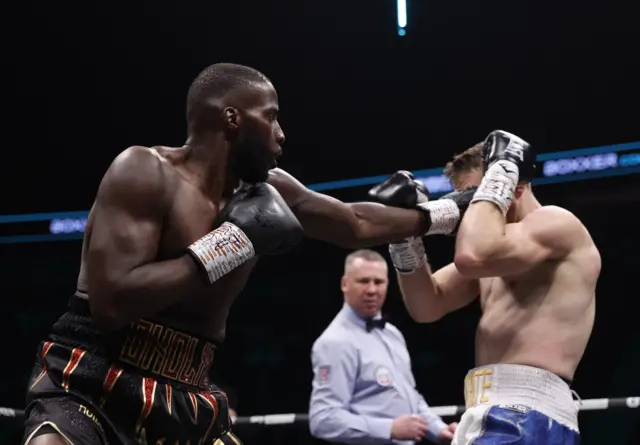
[77,66,427,343]
[24,63,432,445]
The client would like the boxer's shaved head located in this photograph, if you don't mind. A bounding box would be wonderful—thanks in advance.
[444,142,484,190]
[186,62,284,184]
[186,62,271,122]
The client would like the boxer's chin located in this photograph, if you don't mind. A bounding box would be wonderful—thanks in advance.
[238,164,269,184]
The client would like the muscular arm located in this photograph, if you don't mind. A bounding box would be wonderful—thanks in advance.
[454,203,585,278]
[398,262,479,322]
[87,147,205,330]
[268,169,427,248]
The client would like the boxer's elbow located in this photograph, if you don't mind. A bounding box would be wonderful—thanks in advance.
[89,287,135,331]
[91,311,123,332]
[455,232,507,277]
[454,251,494,278]
[90,302,124,331]
[408,306,446,323]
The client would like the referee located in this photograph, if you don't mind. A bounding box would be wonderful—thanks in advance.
[309,249,456,444]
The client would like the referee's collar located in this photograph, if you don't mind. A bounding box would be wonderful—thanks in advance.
[342,302,383,331]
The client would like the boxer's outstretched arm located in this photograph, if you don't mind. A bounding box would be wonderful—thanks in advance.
[455,204,586,278]
[268,169,427,247]
[398,262,478,322]
[86,147,205,330]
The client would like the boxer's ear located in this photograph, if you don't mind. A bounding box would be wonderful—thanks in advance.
[224,107,241,130]
[514,185,526,199]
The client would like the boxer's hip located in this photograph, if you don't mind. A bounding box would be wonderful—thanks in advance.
[24,295,231,444]
[46,294,218,388]
[452,364,580,445]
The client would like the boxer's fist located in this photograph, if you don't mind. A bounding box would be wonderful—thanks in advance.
[471,130,535,214]
[187,183,303,283]
[221,182,303,255]
[483,130,536,184]
[367,170,429,209]
[438,186,477,235]
[391,414,428,442]
[369,171,476,236]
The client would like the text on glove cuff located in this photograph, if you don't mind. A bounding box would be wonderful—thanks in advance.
[471,161,519,214]
[389,237,427,274]
[419,199,461,235]
[188,222,256,283]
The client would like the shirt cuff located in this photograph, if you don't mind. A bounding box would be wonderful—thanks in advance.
[366,417,394,440]
[425,417,447,442]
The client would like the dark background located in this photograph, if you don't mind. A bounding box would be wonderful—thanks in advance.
[2,0,640,443]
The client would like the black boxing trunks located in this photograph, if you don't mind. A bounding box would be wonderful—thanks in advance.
[22,295,241,445]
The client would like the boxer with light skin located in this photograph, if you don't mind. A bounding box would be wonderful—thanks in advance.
[376,132,601,444]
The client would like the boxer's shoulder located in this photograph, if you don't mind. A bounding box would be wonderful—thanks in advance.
[523,205,585,235]
[110,145,166,175]
[523,205,598,259]
[527,204,576,220]
[98,146,169,203]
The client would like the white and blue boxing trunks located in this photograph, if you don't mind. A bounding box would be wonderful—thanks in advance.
[452,364,580,445]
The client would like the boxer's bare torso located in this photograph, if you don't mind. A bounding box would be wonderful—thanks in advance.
[76,145,258,343]
[475,233,600,380]
[398,205,601,381]
[76,145,428,344]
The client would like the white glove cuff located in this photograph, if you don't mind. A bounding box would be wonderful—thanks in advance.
[188,222,256,283]
[471,161,519,214]
[417,199,461,235]
[389,237,427,274]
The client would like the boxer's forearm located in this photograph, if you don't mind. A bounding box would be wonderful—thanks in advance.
[295,200,427,248]
[345,202,428,246]
[397,266,447,323]
[267,169,427,247]
[89,255,207,330]
[455,201,507,262]
[398,262,479,321]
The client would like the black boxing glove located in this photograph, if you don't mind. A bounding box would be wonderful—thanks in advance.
[438,186,477,235]
[367,170,431,207]
[386,187,477,274]
[472,130,536,214]
[368,171,464,236]
[187,183,303,284]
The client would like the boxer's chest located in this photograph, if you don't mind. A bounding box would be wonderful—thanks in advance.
[478,265,553,310]
[154,184,257,341]
[159,185,226,259]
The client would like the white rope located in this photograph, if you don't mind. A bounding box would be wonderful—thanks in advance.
[3,396,639,427]
[229,396,640,425]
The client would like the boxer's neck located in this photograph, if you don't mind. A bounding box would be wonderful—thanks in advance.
[183,132,236,201]
[510,189,541,223]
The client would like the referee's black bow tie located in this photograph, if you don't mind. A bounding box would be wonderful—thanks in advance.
[366,317,387,332]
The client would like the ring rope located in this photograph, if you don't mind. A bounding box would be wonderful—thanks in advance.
[1,396,638,427]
